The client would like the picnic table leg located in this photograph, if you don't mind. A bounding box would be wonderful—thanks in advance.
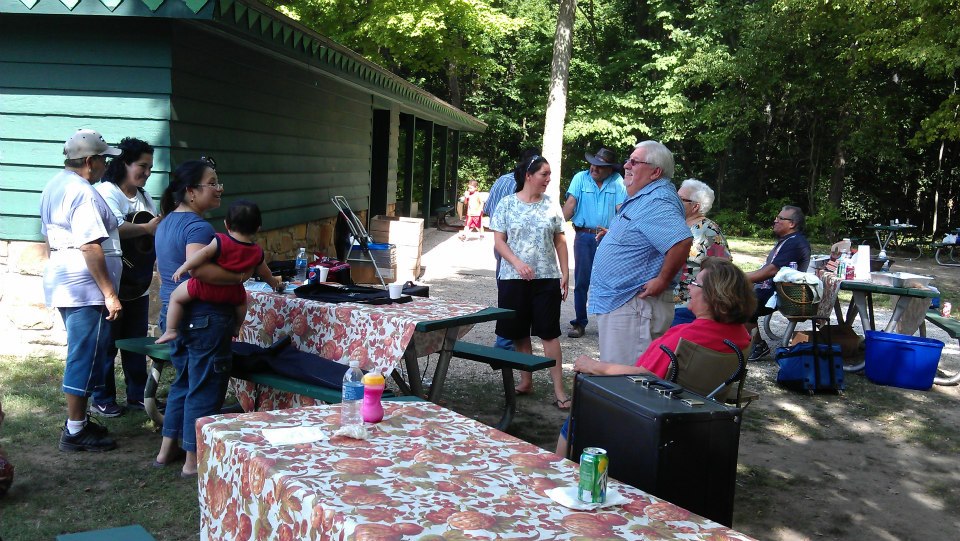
[843,293,872,373]
[402,345,425,398]
[495,367,517,431]
[143,357,166,426]
[390,369,413,396]
[427,328,460,403]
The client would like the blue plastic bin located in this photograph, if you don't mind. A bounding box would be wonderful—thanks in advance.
[864,331,944,390]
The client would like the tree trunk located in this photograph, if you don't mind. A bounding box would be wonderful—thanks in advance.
[828,140,846,208]
[447,60,462,109]
[542,0,576,206]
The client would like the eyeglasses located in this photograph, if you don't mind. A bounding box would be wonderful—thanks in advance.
[774,215,794,222]
[680,197,696,204]
[689,280,703,289]
[195,182,224,190]
[200,156,217,170]
[626,158,655,168]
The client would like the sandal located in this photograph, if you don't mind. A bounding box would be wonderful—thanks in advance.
[553,398,572,411]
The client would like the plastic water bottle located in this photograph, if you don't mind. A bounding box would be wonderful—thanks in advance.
[361,372,385,424]
[295,247,308,283]
[341,360,364,428]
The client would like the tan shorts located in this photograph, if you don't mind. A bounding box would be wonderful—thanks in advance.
[596,290,674,365]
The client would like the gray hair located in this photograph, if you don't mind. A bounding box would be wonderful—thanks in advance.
[782,205,805,231]
[635,140,675,180]
[680,178,716,214]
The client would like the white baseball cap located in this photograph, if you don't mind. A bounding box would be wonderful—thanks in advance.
[63,129,122,160]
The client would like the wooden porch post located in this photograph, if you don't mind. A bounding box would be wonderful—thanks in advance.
[438,125,449,204]
[401,113,416,217]
[418,119,434,219]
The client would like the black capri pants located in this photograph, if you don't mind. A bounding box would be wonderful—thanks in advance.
[495,278,562,340]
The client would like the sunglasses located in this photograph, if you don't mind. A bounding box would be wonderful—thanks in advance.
[774,215,794,222]
[200,155,217,170]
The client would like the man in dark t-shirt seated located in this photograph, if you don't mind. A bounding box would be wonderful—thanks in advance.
[745,205,811,361]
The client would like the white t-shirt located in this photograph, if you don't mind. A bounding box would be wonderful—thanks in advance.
[489,194,564,280]
[95,181,158,257]
[40,170,121,307]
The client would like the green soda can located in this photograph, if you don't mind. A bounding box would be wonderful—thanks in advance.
[577,447,609,503]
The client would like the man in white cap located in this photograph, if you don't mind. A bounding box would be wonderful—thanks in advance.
[562,147,626,338]
[40,129,123,452]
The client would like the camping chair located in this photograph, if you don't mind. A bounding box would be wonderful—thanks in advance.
[662,338,758,409]
[331,196,387,288]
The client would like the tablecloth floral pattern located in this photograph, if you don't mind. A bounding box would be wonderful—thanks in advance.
[198,402,756,541]
[233,292,486,411]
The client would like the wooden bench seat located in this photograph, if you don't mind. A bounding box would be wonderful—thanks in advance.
[115,337,418,424]
[921,311,960,385]
[449,341,555,430]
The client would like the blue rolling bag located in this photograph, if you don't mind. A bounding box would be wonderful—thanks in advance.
[775,319,845,394]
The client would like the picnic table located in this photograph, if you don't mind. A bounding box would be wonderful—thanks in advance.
[235,291,513,410]
[866,223,916,257]
[197,401,757,541]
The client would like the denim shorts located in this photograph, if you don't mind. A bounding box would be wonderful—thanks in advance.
[59,305,112,397]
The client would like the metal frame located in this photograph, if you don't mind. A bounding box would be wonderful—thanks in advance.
[331,196,387,288]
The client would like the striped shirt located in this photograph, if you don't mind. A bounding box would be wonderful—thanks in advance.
[588,178,692,315]
[483,172,517,218]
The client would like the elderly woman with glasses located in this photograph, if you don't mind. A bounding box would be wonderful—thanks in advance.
[154,157,249,477]
[672,179,731,326]
[556,257,754,456]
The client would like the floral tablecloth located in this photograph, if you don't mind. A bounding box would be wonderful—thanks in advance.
[233,292,487,410]
[198,402,756,541]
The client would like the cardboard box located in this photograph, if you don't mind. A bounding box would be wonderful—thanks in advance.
[349,260,396,284]
[370,215,424,248]
[791,324,862,358]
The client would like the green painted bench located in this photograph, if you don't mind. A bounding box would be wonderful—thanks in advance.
[115,337,418,424]
[449,340,555,430]
[920,310,960,385]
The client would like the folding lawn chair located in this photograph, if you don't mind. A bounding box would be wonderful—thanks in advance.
[331,196,387,288]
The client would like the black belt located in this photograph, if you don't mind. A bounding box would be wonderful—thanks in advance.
[574,226,600,234]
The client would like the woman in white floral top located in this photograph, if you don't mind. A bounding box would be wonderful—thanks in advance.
[673,179,732,325]
[490,155,571,409]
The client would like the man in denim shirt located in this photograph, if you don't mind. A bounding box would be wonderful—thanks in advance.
[562,147,626,338]
[589,141,692,365]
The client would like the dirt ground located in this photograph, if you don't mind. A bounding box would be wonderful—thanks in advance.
[415,222,960,541]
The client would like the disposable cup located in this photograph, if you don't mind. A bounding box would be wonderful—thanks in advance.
[388,283,404,299]
[316,266,329,282]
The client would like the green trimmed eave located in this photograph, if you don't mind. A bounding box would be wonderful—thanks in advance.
[2,0,486,133]
[213,0,485,133]
[1,0,215,17]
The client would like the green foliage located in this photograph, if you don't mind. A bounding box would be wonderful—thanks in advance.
[267,0,960,237]
[805,204,846,243]
[712,208,760,238]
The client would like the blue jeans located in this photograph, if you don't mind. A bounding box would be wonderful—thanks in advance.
[570,231,598,328]
[493,255,514,351]
[671,306,696,327]
[160,301,235,452]
[93,294,149,406]
[59,305,112,397]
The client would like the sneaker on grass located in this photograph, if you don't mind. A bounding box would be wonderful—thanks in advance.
[88,402,125,418]
[59,418,116,452]
[748,339,771,362]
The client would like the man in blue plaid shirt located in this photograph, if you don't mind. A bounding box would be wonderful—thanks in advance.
[589,141,692,365]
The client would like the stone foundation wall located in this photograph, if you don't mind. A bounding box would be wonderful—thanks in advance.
[0,213,368,357]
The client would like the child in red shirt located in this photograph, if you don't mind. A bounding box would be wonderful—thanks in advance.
[156,200,281,344]
[459,179,486,240]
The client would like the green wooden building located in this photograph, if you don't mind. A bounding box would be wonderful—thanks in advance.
[0,0,485,243]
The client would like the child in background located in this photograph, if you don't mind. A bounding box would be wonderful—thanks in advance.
[156,200,282,344]
[459,179,486,240]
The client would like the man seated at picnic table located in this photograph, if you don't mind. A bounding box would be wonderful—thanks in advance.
[745,205,811,361]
